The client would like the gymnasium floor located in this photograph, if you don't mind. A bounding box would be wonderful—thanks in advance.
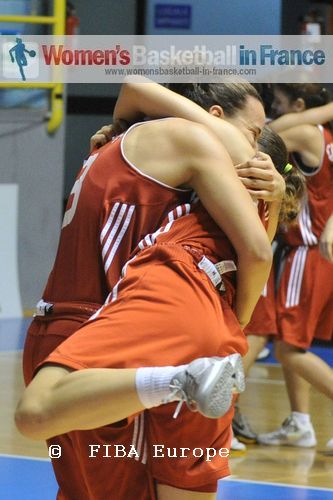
[1,318,333,499]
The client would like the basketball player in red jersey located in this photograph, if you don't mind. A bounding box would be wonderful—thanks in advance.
[18,80,276,498]
[92,79,296,450]
[93,79,286,242]
[256,84,333,448]
[21,82,276,500]
[91,81,303,451]
[16,127,304,498]
[16,125,273,500]
[232,91,333,447]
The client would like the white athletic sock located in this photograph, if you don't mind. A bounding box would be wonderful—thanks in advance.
[292,411,311,426]
[135,364,186,408]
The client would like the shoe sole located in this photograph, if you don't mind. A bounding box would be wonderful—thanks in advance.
[228,353,246,393]
[257,435,317,447]
[197,355,245,418]
[234,434,257,445]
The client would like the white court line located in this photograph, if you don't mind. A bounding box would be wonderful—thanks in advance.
[2,454,332,492]
[223,477,333,492]
[0,453,50,462]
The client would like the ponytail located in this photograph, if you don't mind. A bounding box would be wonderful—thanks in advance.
[258,126,306,225]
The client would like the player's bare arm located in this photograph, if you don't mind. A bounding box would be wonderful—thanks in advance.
[319,213,333,263]
[279,124,323,167]
[113,78,255,165]
[270,102,333,133]
[163,119,272,327]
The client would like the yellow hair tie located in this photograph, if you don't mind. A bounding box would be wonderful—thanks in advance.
[284,163,293,174]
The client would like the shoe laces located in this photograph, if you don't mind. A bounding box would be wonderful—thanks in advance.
[265,416,299,439]
[163,372,198,419]
[282,416,299,432]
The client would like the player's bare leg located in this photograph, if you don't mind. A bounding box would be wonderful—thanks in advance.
[15,355,244,441]
[15,365,143,439]
[242,334,268,376]
[258,341,321,447]
[276,340,333,399]
[282,365,311,414]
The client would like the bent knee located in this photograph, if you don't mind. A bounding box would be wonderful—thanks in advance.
[275,341,305,364]
[15,396,50,440]
[14,365,69,440]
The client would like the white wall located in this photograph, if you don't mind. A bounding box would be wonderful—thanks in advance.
[0,184,22,317]
[0,109,65,311]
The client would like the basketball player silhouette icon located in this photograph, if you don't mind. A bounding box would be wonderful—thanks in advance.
[9,38,36,81]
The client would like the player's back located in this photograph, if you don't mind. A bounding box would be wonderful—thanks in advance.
[282,125,333,246]
[42,128,191,306]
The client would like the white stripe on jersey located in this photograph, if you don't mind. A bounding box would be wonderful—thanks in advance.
[132,416,139,455]
[176,205,183,218]
[141,439,148,465]
[100,202,191,306]
[168,210,175,222]
[144,234,153,246]
[110,254,138,303]
[138,202,191,251]
[104,205,135,273]
[131,413,146,463]
[299,201,318,246]
[303,204,317,245]
[100,202,120,243]
[286,246,308,308]
[101,203,127,259]
[135,413,145,461]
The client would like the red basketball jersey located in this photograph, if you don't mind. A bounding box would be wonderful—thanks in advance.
[42,124,191,305]
[137,196,267,263]
[281,125,333,247]
[137,200,237,266]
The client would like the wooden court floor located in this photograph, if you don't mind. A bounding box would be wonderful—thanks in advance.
[1,351,333,490]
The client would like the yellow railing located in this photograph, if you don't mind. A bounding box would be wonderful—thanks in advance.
[0,0,65,133]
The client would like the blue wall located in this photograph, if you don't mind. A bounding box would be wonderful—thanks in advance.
[145,0,282,35]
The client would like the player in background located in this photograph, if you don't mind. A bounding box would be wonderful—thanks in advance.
[232,131,305,449]
[232,84,333,447]
[255,84,333,448]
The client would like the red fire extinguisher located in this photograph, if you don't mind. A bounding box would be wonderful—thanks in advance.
[66,1,80,35]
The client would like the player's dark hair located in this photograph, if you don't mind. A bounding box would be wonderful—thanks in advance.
[258,126,306,225]
[167,83,263,117]
[252,83,274,115]
[274,83,331,110]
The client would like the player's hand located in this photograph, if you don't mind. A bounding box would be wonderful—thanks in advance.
[319,215,333,263]
[235,152,286,202]
[89,120,129,152]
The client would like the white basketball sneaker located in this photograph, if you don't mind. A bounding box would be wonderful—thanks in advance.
[231,432,247,453]
[166,354,245,418]
[258,415,317,448]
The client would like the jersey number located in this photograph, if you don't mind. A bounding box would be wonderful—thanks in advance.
[62,153,99,228]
